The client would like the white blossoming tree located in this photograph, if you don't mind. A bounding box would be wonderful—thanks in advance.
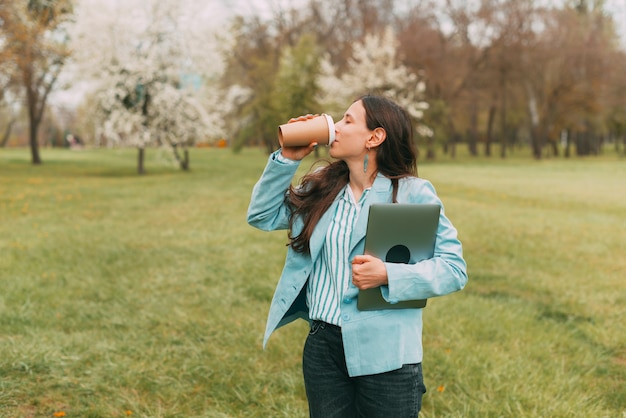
[68,0,225,173]
[317,26,432,138]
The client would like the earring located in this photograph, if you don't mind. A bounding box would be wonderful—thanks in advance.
[363,147,370,173]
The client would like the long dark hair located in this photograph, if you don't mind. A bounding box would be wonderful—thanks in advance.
[287,95,417,253]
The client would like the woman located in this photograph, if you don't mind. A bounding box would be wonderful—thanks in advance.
[247,95,467,417]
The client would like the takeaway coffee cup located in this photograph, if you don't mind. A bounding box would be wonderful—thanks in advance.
[278,114,335,147]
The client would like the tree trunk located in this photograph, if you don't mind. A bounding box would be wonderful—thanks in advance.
[444,118,458,159]
[26,78,43,164]
[449,134,457,159]
[172,144,190,170]
[29,118,42,165]
[499,71,507,159]
[425,135,436,160]
[265,139,274,155]
[138,148,145,174]
[468,107,478,157]
[182,149,189,170]
[550,138,559,157]
[525,83,542,159]
[531,127,543,159]
[1,118,15,147]
[485,104,496,157]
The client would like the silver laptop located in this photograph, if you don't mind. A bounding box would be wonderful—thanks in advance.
[357,203,440,311]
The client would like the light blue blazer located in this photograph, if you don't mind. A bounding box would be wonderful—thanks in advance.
[247,153,468,377]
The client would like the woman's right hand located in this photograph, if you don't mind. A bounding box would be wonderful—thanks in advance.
[279,114,319,161]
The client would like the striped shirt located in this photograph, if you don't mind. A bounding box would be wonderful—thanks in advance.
[307,185,370,326]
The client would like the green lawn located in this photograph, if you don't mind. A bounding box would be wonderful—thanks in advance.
[0,147,624,417]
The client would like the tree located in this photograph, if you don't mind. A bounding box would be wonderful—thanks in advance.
[306,0,397,72]
[69,0,223,173]
[0,0,73,163]
[273,34,323,126]
[253,33,325,154]
[317,27,431,154]
[518,2,617,158]
[222,11,326,153]
[603,44,626,156]
[95,65,218,173]
[398,0,494,158]
[221,15,281,152]
[470,0,536,158]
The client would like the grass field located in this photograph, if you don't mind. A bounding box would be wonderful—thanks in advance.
[0,147,624,417]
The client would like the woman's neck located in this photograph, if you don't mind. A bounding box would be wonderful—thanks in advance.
[348,169,376,202]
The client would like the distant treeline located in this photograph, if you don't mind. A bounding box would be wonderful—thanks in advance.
[223,0,626,159]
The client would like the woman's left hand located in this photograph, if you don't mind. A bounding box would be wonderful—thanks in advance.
[351,255,388,290]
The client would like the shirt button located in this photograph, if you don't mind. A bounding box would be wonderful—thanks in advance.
[343,297,352,304]
[342,314,350,322]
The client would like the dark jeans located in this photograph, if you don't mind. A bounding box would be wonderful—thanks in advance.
[303,321,426,418]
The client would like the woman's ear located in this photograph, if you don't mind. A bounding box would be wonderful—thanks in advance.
[369,127,387,148]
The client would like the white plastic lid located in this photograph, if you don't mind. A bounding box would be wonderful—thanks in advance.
[323,114,335,145]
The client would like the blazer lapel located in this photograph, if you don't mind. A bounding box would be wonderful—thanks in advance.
[349,174,392,251]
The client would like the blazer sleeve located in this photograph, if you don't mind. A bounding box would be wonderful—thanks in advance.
[382,178,468,301]
[247,151,301,232]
